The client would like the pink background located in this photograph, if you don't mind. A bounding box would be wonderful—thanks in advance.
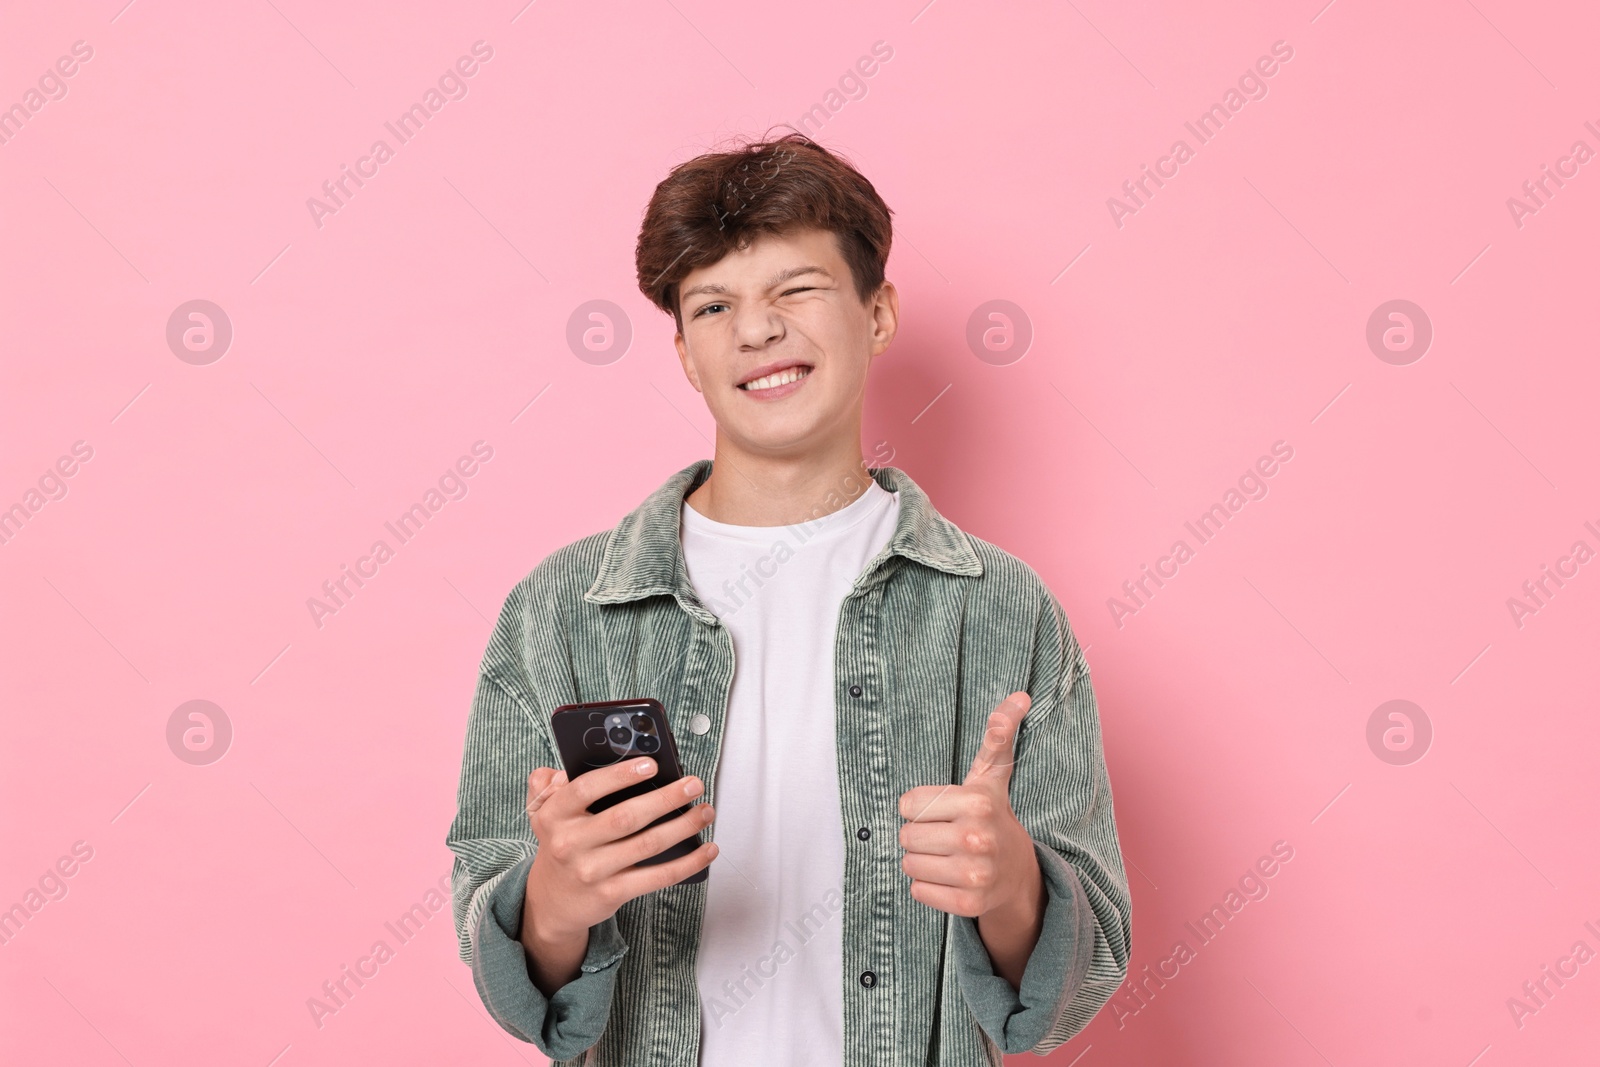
[2,1,1597,1064]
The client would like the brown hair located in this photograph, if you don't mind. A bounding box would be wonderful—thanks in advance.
[635,131,894,331]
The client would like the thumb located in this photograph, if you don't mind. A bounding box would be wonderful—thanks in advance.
[527,767,567,816]
[963,692,1031,788]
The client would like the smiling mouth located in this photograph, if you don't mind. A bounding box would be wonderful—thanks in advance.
[738,365,813,391]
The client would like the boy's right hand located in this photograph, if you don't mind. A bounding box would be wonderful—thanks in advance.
[522,758,718,943]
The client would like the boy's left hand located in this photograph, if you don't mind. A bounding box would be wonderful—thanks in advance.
[897,691,1043,919]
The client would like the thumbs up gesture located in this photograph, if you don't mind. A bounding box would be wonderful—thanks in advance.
[897,692,1044,924]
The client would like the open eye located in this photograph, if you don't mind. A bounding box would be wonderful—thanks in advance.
[693,302,729,318]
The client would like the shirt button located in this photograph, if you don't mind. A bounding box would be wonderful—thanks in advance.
[849,684,863,698]
[859,970,877,988]
[857,827,870,841]
[688,713,711,735]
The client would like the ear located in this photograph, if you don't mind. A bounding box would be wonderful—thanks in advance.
[868,280,899,362]
[674,330,703,393]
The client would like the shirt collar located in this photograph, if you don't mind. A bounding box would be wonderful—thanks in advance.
[583,458,983,610]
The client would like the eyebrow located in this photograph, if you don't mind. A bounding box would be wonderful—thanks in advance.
[679,265,834,303]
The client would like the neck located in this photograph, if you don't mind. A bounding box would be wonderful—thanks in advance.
[685,434,877,526]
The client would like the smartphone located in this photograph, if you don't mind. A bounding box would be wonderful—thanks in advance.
[549,698,709,886]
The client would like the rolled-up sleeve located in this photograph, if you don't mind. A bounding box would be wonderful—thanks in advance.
[949,587,1133,1055]
[470,851,629,1057]
[446,577,628,1060]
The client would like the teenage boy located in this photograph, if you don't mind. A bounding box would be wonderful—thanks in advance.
[448,133,1131,1067]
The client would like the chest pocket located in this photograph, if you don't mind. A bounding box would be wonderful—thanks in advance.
[586,597,729,790]
[879,581,969,791]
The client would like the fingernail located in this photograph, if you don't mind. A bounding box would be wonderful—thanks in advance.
[636,758,655,774]
[684,778,703,796]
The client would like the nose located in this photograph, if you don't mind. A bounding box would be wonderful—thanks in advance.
[732,302,783,349]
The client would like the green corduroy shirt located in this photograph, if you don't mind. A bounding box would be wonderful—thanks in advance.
[447,458,1132,1065]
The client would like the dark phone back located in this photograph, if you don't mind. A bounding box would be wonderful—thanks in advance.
[549,698,708,885]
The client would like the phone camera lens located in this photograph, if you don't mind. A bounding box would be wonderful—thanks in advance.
[637,734,659,753]
[631,713,655,732]
[608,725,632,745]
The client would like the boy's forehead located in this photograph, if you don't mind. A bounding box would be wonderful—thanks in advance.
[682,228,842,284]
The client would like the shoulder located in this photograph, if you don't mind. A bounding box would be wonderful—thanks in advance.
[955,530,1084,685]
[960,530,1057,611]
[477,529,611,689]
[491,529,614,636]
[518,529,612,600]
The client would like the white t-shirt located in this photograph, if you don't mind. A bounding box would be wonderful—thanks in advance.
[680,478,901,1067]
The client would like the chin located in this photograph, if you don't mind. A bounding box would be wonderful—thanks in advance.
[729,424,820,456]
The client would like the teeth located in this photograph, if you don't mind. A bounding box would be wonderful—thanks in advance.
[741,366,811,391]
